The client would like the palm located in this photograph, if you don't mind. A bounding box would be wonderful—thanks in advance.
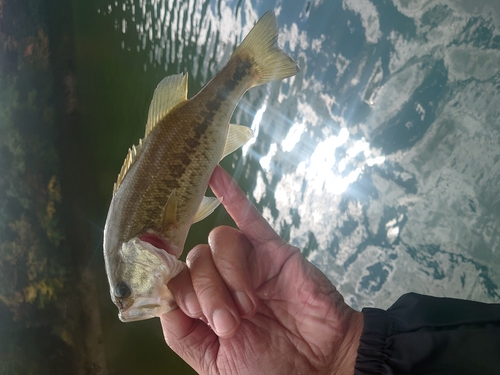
[161,166,361,375]
[214,244,350,374]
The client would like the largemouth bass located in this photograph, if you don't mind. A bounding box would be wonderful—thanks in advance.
[103,11,298,322]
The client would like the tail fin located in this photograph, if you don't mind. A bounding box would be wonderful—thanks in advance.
[233,11,299,87]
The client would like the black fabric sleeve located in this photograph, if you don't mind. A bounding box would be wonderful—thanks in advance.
[354,292,500,375]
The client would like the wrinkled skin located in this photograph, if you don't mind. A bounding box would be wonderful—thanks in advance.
[161,166,363,375]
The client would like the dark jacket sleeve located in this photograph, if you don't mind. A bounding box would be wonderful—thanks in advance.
[354,292,500,375]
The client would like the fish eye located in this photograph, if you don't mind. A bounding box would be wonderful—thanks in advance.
[115,281,132,299]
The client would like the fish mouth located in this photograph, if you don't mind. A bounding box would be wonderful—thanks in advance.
[119,307,158,322]
[119,296,178,322]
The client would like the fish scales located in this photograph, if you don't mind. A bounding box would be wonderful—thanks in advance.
[103,11,299,322]
[114,56,257,246]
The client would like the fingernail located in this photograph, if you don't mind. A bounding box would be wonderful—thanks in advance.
[234,291,254,315]
[212,308,236,336]
[184,292,201,316]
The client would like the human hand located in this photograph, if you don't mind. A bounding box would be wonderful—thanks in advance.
[161,165,363,375]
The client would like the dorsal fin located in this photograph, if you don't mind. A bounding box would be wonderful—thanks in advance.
[113,74,188,195]
[145,73,189,138]
[113,138,143,194]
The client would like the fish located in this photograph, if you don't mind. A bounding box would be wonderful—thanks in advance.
[103,10,299,322]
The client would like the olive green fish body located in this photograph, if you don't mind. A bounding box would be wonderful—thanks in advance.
[103,11,299,322]
[106,58,256,254]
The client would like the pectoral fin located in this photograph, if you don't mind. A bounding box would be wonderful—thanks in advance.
[192,196,222,224]
[145,73,189,138]
[221,124,253,160]
[162,189,178,229]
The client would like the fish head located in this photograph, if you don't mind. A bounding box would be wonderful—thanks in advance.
[105,237,184,322]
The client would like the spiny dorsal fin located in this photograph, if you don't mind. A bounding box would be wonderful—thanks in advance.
[221,124,254,160]
[113,74,189,195]
[113,138,143,194]
[145,73,189,138]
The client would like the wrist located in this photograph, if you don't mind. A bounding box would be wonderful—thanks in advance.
[331,311,364,375]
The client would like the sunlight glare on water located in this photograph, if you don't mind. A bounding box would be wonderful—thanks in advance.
[272,126,386,197]
[241,103,266,159]
[98,0,500,314]
[85,0,500,373]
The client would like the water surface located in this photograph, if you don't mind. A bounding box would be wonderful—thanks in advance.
[72,0,500,373]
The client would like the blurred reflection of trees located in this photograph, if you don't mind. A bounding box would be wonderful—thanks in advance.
[0,0,77,373]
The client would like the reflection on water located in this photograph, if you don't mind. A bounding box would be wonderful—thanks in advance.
[78,0,500,372]
[95,0,500,308]
[98,0,262,81]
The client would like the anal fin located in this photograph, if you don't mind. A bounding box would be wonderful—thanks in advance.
[222,124,253,160]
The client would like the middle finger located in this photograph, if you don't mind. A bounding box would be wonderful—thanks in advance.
[209,225,258,317]
[187,244,241,338]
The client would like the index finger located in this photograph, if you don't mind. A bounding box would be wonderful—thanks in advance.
[209,165,283,247]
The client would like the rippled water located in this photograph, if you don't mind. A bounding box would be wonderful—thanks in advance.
[74,0,500,372]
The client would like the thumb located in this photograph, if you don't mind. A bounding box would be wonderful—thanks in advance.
[160,308,219,372]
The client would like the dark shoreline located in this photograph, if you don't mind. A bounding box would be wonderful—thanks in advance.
[0,0,108,372]
[45,0,110,372]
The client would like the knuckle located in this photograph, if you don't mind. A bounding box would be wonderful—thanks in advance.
[186,244,210,267]
[208,226,237,251]
[194,279,224,300]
